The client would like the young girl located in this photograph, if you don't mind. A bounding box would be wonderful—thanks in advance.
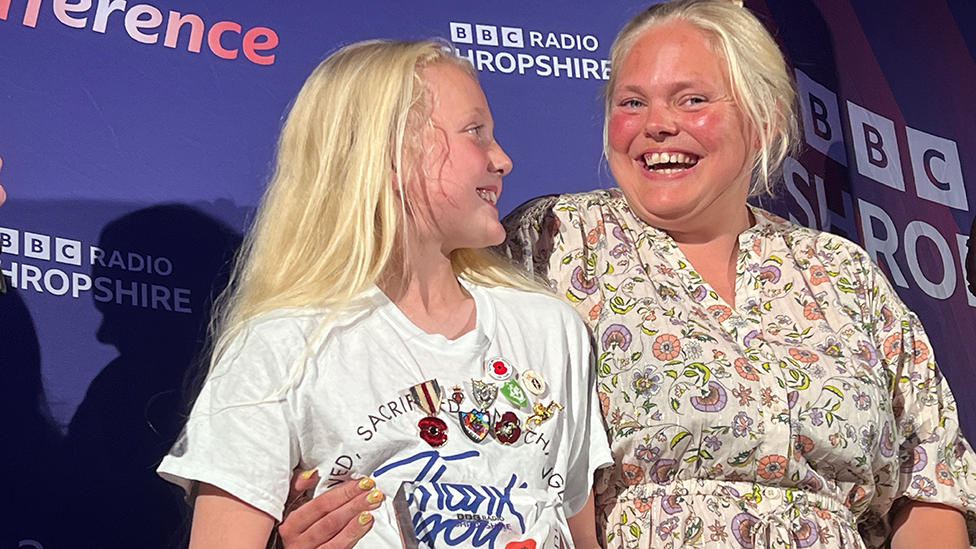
[157,40,610,549]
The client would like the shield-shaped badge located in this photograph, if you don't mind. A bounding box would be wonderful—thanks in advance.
[470,379,498,410]
[459,409,491,442]
[500,378,528,408]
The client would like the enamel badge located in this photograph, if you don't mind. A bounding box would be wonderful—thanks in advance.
[409,379,448,447]
[485,357,514,382]
[520,370,546,395]
[493,411,522,445]
[499,378,528,408]
[450,385,465,406]
[470,379,498,410]
[460,409,491,442]
[525,400,563,431]
[418,416,448,447]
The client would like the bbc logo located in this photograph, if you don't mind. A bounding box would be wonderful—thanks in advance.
[450,22,524,48]
[0,228,83,266]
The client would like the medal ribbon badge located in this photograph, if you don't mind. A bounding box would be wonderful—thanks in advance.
[410,379,448,447]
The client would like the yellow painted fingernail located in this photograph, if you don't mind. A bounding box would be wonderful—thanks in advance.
[358,511,373,525]
[357,477,375,490]
[366,489,383,504]
[300,469,316,479]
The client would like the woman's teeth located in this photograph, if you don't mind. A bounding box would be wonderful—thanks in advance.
[643,152,699,173]
[477,189,497,204]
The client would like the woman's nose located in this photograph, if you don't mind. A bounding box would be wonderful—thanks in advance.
[643,104,678,140]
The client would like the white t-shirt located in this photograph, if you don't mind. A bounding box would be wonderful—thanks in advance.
[158,282,611,548]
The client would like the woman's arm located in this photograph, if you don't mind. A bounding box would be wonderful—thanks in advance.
[189,483,275,549]
[567,490,601,549]
[890,500,968,549]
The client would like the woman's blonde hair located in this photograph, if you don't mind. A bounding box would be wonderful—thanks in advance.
[209,39,538,369]
[603,0,800,197]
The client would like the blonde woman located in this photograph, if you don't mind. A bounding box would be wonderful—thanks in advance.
[157,40,610,549]
[503,1,976,547]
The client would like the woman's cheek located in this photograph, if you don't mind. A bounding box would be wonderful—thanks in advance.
[607,111,639,153]
[685,110,721,139]
[686,106,750,150]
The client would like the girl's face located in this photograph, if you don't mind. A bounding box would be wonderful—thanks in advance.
[606,20,757,237]
[406,63,512,255]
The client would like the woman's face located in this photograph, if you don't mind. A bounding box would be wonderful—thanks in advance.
[606,20,757,237]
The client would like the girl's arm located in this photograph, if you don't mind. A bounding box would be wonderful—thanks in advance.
[890,501,967,549]
[567,490,601,549]
[189,483,275,549]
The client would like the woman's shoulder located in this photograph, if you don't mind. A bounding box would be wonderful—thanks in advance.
[752,206,873,266]
[503,188,628,227]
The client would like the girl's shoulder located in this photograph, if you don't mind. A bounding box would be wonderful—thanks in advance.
[231,295,381,355]
[242,307,330,339]
[476,284,587,334]
[216,307,330,369]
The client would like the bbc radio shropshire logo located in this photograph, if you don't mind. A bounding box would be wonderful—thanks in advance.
[0,227,194,314]
[450,22,609,80]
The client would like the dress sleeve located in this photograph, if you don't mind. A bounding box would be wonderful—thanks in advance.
[156,324,299,521]
[501,194,606,315]
[854,248,976,532]
[499,194,563,281]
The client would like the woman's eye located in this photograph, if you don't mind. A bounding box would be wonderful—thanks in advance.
[620,99,644,108]
[467,125,484,136]
[685,96,707,106]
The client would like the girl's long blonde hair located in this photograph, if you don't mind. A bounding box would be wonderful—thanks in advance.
[209,40,539,370]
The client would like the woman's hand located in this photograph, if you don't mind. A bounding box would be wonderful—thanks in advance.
[0,153,6,205]
[277,471,383,549]
[890,500,968,549]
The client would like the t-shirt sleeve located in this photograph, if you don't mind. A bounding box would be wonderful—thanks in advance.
[855,248,976,533]
[157,323,300,521]
[560,306,613,517]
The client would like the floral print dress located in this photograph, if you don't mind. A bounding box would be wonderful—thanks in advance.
[501,189,976,549]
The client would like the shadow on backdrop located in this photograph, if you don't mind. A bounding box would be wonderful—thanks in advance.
[753,0,855,240]
[0,284,60,548]
[58,204,241,549]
